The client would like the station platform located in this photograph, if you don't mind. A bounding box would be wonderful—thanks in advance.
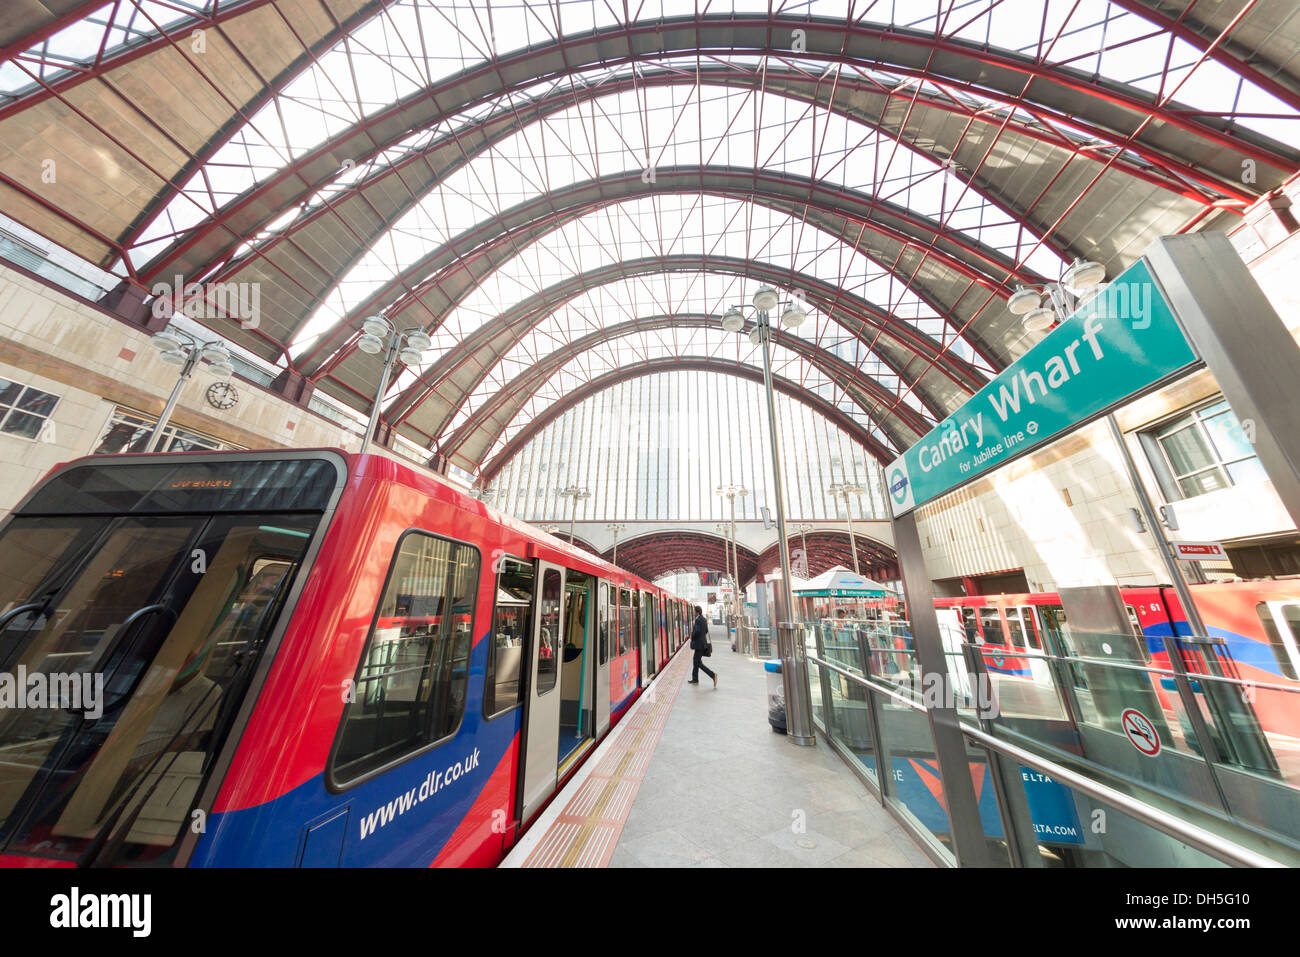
[502,645,931,868]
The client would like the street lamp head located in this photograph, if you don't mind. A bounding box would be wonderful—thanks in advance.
[1007,285,1043,316]
[748,325,764,346]
[1022,307,1055,333]
[398,346,425,366]
[159,348,188,366]
[362,315,392,339]
[403,329,432,351]
[150,330,185,354]
[356,333,385,355]
[720,307,745,333]
[751,286,779,312]
[779,301,807,329]
[1062,258,1106,294]
[200,342,230,364]
[207,359,234,378]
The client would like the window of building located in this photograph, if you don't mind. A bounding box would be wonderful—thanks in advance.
[0,376,59,440]
[95,407,238,455]
[332,531,480,785]
[1149,398,1265,500]
[485,557,533,718]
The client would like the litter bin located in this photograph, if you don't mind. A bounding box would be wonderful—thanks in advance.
[765,658,786,733]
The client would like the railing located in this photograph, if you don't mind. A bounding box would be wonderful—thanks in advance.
[798,616,1300,868]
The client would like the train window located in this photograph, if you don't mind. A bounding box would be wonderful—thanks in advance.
[536,569,561,695]
[1039,605,1070,645]
[332,531,480,785]
[598,583,609,666]
[484,558,533,719]
[1010,607,1041,649]
[1123,605,1150,661]
[0,512,316,863]
[618,589,632,655]
[960,607,979,644]
[1004,611,1026,650]
[1255,603,1300,682]
[978,607,1006,645]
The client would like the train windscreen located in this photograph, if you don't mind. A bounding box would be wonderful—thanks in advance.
[0,456,339,865]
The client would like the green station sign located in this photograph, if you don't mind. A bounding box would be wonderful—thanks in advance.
[886,258,1199,517]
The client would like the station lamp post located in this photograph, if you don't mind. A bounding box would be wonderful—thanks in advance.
[355,314,431,451]
[714,522,735,621]
[718,286,815,746]
[715,484,748,624]
[793,523,815,579]
[606,523,627,565]
[146,327,235,453]
[827,482,866,575]
[559,485,590,544]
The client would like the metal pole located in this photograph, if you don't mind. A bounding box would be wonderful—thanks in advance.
[364,337,399,451]
[845,494,861,575]
[568,494,577,544]
[729,494,741,625]
[611,528,619,566]
[145,351,198,452]
[759,311,814,746]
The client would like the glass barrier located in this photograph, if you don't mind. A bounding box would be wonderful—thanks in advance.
[802,614,1300,867]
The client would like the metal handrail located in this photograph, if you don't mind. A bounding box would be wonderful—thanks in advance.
[808,653,926,712]
[959,724,1286,868]
[805,652,1288,868]
[811,618,1295,695]
[955,643,1300,695]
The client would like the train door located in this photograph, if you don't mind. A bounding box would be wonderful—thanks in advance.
[631,590,642,686]
[1008,605,1050,681]
[595,582,611,737]
[640,593,656,682]
[659,598,669,664]
[558,570,593,772]
[519,562,565,821]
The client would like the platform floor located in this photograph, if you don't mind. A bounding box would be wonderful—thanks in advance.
[504,643,933,868]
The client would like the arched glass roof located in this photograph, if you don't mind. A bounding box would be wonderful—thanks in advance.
[2,0,1298,485]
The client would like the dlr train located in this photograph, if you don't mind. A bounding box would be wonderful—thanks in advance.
[934,582,1300,741]
[0,450,693,867]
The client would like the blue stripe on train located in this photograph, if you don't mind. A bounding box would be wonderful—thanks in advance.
[1141,621,1286,680]
[191,632,520,867]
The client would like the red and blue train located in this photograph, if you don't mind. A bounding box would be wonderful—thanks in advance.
[934,582,1300,741]
[0,449,691,867]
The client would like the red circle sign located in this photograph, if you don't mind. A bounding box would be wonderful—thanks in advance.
[1121,708,1161,757]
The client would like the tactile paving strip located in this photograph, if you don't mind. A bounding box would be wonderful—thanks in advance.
[520,650,690,868]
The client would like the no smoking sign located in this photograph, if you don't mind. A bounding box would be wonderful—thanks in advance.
[1121,707,1161,757]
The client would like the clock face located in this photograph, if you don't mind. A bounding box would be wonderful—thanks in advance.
[206,381,239,410]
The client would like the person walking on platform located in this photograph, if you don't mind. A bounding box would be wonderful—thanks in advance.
[687,605,717,687]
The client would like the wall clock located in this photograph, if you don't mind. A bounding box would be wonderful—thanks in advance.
[206,381,239,410]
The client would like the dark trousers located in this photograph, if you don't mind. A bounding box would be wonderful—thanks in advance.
[691,648,715,682]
